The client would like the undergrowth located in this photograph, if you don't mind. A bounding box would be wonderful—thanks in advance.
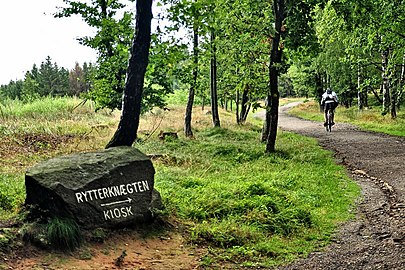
[0,175,24,219]
[137,126,360,267]
[0,97,360,267]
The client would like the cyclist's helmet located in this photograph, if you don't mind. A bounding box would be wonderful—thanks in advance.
[326,88,332,94]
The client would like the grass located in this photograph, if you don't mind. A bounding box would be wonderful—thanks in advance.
[0,96,361,267]
[289,99,405,137]
[0,174,25,219]
[0,96,117,218]
[136,110,360,267]
[0,96,117,136]
[46,217,82,251]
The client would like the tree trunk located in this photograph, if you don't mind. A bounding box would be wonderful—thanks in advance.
[100,0,113,57]
[201,96,205,111]
[391,87,397,119]
[315,72,324,112]
[261,99,271,142]
[381,48,390,115]
[184,23,199,138]
[265,0,285,153]
[357,63,367,110]
[235,90,240,124]
[396,51,405,110]
[210,29,221,127]
[372,85,383,104]
[239,85,250,123]
[106,0,152,148]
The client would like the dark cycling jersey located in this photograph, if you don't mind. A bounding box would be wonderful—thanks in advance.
[324,102,336,111]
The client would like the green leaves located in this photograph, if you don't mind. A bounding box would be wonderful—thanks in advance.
[56,1,134,110]
[57,1,181,113]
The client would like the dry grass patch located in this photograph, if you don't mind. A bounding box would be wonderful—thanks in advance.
[138,105,238,140]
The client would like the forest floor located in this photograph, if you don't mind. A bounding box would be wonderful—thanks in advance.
[259,102,405,269]
[3,103,405,269]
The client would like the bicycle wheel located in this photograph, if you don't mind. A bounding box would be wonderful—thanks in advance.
[326,110,333,132]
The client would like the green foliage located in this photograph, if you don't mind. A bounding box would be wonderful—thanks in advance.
[46,217,82,251]
[0,56,90,102]
[213,0,272,103]
[55,0,134,111]
[57,1,176,113]
[0,175,24,216]
[159,0,275,122]
[165,89,192,105]
[138,124,360,266]
[21,76,40,103]
[0,80,24,100]
[141,35,191,113]
[155,0,326,124]
[37,56,70,96]
[0,228,18,252]
[86,77,123,111]
[286,0,405,114]
[285,0,321,53]
[283,64,315,97]
[68,62,92,96]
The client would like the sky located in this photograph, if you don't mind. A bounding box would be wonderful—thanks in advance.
[0,0,98,85]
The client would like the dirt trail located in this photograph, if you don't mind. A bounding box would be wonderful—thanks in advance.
[258,102,405,269]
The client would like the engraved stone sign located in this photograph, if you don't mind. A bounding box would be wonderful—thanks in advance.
[25,146,161,229]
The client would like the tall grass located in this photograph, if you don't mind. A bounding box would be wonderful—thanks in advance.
[46,217,82,251]
[0,97,77,120]
[164,89,203,106]
[0,97,117,218]
[0,96,117,136]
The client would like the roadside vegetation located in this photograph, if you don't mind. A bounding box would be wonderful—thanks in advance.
[289,99,405,137]
[0,96,360,267]
[0,97,116,220]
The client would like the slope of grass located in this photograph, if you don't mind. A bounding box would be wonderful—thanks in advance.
[0,96,117,136]
[289,99,405,137]
[136,117,360,267]
[0,97,360,267]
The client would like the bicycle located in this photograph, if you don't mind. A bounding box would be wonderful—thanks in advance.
[325,108,334,132]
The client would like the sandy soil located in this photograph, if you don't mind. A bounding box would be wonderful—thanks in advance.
[4,227,203,270]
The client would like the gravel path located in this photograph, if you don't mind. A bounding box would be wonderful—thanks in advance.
[257,103,405,269]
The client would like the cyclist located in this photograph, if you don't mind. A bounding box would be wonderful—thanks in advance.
[320,88,338,126]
